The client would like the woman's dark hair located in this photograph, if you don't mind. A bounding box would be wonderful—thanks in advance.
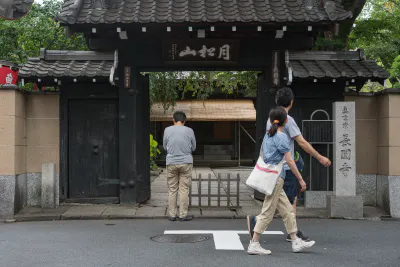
[268,107,288,137]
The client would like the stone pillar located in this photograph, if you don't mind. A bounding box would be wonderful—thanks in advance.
[41,163,56,208]
[0,88,27,220]
[328,102,363,219]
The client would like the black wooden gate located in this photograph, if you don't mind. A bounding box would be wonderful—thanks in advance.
[61,85,119,203]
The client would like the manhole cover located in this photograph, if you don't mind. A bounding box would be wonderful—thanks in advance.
[150,235,209,243]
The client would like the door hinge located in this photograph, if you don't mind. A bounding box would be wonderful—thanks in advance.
[98,177,120,186]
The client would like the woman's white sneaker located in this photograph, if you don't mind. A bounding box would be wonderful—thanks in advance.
[247,241,272,255]
[292,238,315,253]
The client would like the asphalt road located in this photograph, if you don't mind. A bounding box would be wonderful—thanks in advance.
[1,219,399,267]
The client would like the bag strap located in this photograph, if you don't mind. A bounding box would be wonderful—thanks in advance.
[259,138,264,159]
[260,134,287,165]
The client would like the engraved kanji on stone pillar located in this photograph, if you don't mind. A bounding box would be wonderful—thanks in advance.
[333,102,356,196]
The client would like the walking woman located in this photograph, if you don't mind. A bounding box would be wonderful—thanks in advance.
[247,107,315,255]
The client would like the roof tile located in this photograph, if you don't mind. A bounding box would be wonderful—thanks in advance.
[290,60,389,79]
[58,0,353,25]
[19,51,389,81]
[19,59,113,78]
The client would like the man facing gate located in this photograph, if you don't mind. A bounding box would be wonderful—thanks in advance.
[163,111,196,221]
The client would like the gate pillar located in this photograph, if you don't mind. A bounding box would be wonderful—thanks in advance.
[254,71,276,201]
[118,66,150,204]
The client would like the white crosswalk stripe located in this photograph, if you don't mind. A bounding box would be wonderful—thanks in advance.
[164,230,284,250]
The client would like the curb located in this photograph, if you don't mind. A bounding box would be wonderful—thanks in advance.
[14,216,61,222]
[11,214,342,223]
[380,216,400,221]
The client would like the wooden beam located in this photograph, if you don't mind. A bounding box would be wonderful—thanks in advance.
[289,51,361,61]
[41,50,114,61]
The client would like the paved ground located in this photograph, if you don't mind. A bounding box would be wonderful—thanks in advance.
[15,167,385,221]
[1,219,399,267]
[14,167,387,221]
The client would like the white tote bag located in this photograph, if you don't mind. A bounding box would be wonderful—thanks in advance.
[246,143,284,196]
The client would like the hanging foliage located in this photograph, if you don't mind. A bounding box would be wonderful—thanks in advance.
[148,71,259,109]
[360,81,385,92]
[314,34,347,51]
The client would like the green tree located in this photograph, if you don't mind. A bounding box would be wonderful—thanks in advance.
[391,55,400,87]
[0,0,87,64]
[348,0,400,85]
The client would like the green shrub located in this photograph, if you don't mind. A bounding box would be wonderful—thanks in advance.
[150,134,161,171]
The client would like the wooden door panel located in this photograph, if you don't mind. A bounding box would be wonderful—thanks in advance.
[68,99,118,199]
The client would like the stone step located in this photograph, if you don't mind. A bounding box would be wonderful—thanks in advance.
[203,150,232,155]
[204,155,232,160]
[204,145,233,151]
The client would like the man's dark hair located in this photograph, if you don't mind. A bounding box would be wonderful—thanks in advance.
[275,87,294,108]
[173,111,186,123]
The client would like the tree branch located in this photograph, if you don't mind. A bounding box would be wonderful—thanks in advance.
[370,1,399,17]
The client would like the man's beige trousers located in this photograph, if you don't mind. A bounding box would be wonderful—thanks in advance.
[166,164,193,218]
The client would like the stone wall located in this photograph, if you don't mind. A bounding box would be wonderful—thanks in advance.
[0,89,59,220]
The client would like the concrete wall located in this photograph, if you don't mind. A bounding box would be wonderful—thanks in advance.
[26,94,60,206]
[0,89,59,220]
[0,89,27,219]
[376,93,400,217]
[346,91,400,217]
[344,95,377,206]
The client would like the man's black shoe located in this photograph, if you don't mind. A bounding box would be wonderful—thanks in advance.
[247,215,257,239]
[168,216,177,221]
[286,230,310,242]
[179,216,193,221]
[297,230,310,241]
[286,234,292,242]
